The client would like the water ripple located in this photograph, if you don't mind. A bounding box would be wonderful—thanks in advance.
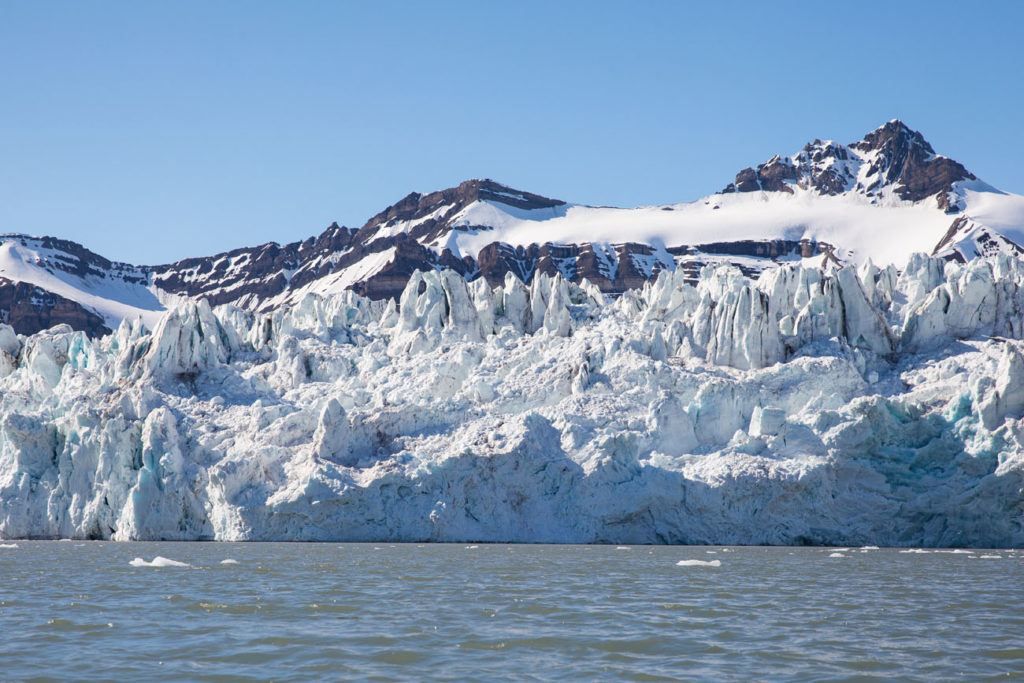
[0,542,1020,680]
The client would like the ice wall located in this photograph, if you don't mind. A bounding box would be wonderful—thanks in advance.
[0,255,1022,546]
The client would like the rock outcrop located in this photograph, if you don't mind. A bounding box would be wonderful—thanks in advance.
[723,120,976,212]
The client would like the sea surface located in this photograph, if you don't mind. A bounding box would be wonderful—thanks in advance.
[0,542,1021,681]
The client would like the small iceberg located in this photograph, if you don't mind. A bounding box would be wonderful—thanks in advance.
[676,559,721,567]
[220,559,239,565]
[129,556,191,568]
[0,543,18,549]
[899,549,931,554]
[616,546,631,550]
[860,545,880,550]
[828,552,846,558]
[979,555,1002,559]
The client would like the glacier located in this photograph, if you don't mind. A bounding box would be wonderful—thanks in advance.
[0,254,1022,547]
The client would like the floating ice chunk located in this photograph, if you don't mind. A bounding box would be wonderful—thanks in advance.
[676,559,721,567]
[899,549,931,554]
[829,552,846,558]
[466,545,479,549]
[0,543,18,548]
[979,555,1002,559]
[220,559,239,565]
[129,556,191,568]
[828,548,850,552]
[860,546,880,550]
[616,546,631,550]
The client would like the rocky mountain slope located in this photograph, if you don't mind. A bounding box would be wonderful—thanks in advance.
[1,252,1022,544]
[2,120,1024,337]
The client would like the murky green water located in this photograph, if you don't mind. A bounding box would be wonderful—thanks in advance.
[0,542,1021,680]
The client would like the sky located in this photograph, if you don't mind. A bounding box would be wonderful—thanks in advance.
[2,1,1023,264]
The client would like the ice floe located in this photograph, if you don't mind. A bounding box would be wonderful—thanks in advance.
[676,559,721,567]
[129,556,191,568]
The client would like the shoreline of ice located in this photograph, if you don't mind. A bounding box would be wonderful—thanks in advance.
[1,254,1023,546]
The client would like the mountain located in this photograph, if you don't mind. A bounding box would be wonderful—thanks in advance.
[721,119,977,209]
[3,120,1024,336]
[0,235,163,336]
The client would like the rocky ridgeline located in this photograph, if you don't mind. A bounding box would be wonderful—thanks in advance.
[4,122,1022,338]
[0,253,1022,545]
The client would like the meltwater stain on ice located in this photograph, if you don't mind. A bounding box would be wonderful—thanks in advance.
[129,556,191,568]
[676,559,721,567]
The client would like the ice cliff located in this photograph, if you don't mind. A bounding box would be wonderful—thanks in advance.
[0,256,1023,546]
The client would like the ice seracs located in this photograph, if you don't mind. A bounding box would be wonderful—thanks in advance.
[0,252,1023,546]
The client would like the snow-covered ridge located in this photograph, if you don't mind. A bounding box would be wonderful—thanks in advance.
[1,253,1022,545]
[3,122,1024,340]
[0,235,164,331]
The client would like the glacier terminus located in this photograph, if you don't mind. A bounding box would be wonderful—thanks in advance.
[0,253,1023,545]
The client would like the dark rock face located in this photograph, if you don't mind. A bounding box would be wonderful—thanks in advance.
[32,236,148,284]
[795,140,857,195]
[723,121,975,210]
[933,216,1024,261]
[666,239,832,283]
[850,120,975,207]
[0,234,147,285]
[363,179,563,232]
[350,236,473,300]
[475,241,672,292]
[0,277,109,337]
[723,157,799,194]
[149,223,359,307]
[149,179,566,306]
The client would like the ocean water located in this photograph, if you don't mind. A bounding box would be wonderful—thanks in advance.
[0,543,1021,681]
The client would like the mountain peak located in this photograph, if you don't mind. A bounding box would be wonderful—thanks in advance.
[722,120,976,210]
[447,178,565,210]
[851,119,935,157]
[362,179,564,234]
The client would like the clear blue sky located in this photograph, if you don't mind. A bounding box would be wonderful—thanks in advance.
[2,1,1022,264]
